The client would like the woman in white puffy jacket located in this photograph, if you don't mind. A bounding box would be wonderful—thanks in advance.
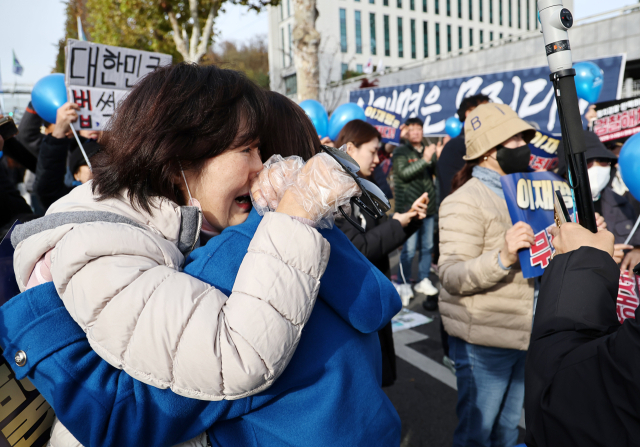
[12,63,358,446]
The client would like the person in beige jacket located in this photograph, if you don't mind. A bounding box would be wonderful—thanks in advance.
[438,103,536,447]
[11,63,358,447]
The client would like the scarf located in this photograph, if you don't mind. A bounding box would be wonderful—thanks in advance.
[472,166,505,199]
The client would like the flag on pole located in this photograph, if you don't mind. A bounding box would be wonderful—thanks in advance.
[363,58,373,74]
[376,59,385,75]
[77,16,87,41]
[12,51,23,76]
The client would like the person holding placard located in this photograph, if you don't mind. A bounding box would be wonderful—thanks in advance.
[438,103,537,447]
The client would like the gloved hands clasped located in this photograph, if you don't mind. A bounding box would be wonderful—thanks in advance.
[251,153,361,229]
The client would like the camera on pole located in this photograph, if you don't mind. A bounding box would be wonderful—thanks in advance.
[538,0,597,233]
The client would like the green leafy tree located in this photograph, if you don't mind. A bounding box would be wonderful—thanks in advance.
[54,0,280,68]
[205,37,269,88]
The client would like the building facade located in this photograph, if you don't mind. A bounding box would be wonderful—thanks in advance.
[267,0,572,99]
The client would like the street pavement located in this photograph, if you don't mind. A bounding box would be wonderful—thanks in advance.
[384,250,526,447]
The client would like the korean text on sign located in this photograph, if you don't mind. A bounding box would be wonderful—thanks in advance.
[64,39,172,130]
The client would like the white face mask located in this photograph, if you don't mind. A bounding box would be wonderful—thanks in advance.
[588,165,611,201]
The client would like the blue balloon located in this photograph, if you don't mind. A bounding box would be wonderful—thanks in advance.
[619,132,640,202]
[574,61,604,104]
[445,116,463,138]
[328,103,367,142]
[299,99,329,139]
[31,73,68,124]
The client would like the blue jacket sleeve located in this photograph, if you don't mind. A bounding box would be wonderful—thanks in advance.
[0,283,251,447]
[318,227,402,333]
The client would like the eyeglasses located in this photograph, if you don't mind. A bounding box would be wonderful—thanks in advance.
[320,145,391,233]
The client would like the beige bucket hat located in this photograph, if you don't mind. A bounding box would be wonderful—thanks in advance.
[463,103,536,160]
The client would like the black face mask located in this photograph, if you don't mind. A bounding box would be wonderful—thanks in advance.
[496,144,531,174]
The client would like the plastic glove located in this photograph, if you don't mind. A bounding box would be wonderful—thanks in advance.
[289,152,361,229]
[251,155,305,215]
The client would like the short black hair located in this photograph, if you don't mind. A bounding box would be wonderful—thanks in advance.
[457,94,490,121]
[404,117,424,127]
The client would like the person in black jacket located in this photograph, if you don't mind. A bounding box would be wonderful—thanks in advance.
[334,119,429,386]
[437,94,490,202]
[35,102,100,210]
[557,130,640,272]
[523,221,640,447]
[0,134,35,235]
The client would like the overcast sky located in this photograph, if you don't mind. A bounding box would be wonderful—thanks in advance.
[0,0,635,86]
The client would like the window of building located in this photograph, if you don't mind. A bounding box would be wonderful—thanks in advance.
[423,0,427,11]
[280,27,285,67]
[500,32,503,39]
[458,26,463,50]
[469,0,472,19]
[526,0,530,30]
[341,63,349,77]
[435,0,439,14]
[423,21,428,57]
[280,4,283,21]
[370,0,375,3]
[287,0,291,17]
[288,23,292,63]
[355,11,362,53]
[499,0,503,25]
[447,0,451,16]
[479,29,483,45]
[370,13,377,55]
[410,0,415,10]
[479,0,483,21]
[384,15,391,56]
[284,73,297,96]
[411,19,417,58]
[458,0,462,17]
[447,24,452,52]
[357,64,363,72]
[509,0,512,26]
[535,5,538,28]
[469,27,473,48]
[340,9,348,52]
[490,30,493,41]
[517,0,521,28]
[489,0,493,23]
[356,0,361,2]
[435,22,440,55]
[398,17,404,57]
[397,0,402,7]
[383,0,388,5]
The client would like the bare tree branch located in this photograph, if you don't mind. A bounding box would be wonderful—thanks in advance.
[194,4,218,61]
[167,11,190,61]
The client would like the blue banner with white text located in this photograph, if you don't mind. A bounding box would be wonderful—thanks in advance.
[349,56,623,136]
[501,172,572,279]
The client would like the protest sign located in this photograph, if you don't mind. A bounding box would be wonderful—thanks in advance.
[65,39,172,130]
[391,308,433,333]
[0,223,54,447]
[617,271,640,324]
[350,56,623,135]
[501,172,573,279]
[528,130,561,172]
[364,105,401,145]
[593,96,640,142]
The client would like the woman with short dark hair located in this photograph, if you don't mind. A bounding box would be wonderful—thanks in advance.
[11,63,357,446]
[334,119,428,386]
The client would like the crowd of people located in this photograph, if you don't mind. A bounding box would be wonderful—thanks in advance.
[0,61,639,447]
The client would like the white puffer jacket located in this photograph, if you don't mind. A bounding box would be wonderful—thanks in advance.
[12,182,331,446]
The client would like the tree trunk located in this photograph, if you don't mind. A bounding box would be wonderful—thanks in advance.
[292,0,320,101]
[165,0,221,64]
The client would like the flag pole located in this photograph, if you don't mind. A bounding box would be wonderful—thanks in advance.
[69,126,93,172]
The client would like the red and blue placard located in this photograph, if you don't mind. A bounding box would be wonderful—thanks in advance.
[364,106,402,145]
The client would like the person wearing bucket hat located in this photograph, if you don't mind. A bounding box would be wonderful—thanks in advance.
[438,103,537,447]
[557,130,640,272]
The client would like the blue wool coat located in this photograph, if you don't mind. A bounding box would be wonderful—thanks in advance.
[0,210,401,446]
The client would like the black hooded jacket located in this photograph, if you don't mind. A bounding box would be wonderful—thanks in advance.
[525,246,640,447]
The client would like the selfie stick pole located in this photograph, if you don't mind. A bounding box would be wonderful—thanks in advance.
[69,126,93,172]
[538,0,597,233]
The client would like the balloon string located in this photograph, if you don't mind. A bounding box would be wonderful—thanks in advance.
[69,126,92,172]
